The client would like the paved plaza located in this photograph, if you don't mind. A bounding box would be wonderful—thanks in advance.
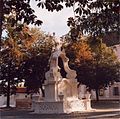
[0,100,120,119]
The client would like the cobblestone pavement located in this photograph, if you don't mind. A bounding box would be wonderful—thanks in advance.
[0,100,120,119]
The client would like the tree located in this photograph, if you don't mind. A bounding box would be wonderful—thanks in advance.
[21,29,55,96]
[0,16,43,107]
[0,0,42,41]
[0,10,56,106]
[0,51,23,107]
[67,0,119,40]
[88,38,120,100]
[65,36,120,101]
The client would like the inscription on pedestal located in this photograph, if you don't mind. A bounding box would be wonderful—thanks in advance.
[34,101,64,114]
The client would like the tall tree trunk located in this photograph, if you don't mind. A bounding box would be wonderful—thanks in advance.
[95,88,99,101]
[0,0,3,42]
[6,78,10,108]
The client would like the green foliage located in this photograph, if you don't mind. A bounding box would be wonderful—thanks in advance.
[0,15,55,106]
[21,30,55,94]
[1,0,119,43]
[0,26,55,93]
[0,50,23,95]
[0,0,42,40]
[66,0,119,41]
[3,0,42,26]
[65,36,120,91]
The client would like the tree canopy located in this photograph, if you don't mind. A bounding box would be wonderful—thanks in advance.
[0,14,55,106]
[1,0,119,42]
[65,36,120,100]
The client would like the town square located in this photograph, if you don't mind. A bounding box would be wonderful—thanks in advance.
[0,0,120,119]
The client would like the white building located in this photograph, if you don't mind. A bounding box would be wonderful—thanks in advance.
[91,82,120,100]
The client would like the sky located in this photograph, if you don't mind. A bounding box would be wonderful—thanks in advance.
[30,1,74,37]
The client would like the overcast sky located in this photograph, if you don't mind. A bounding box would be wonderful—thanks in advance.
[30,1,74,37]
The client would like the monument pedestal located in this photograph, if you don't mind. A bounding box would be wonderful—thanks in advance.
[82,99,91,110]
[34,101,64,114]
[44,80,56,102]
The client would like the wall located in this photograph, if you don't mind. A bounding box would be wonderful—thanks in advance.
[91,82,120,100]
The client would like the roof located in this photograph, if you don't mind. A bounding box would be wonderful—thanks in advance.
[16,87,26,93]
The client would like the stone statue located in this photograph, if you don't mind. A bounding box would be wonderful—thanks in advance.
[33,38,91,114]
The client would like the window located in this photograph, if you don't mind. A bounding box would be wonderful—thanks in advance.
[113,87,119,96]
[99,89,104,96]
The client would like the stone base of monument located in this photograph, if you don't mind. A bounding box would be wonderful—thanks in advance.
[32,98,91,114]
[82,99,91,111]
[33,101,64,114]
[64,97,86,113]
